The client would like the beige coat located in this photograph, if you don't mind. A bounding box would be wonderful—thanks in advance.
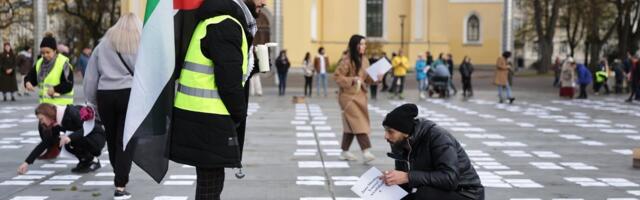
[494,57,510,86]
[560,64,576,88]
[333,54,373,134]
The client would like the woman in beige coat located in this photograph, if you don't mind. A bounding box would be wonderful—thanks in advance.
[494,51,515,104]
[559,58,577,98]
[334,35,379,163]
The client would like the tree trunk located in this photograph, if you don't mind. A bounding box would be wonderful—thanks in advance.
[589,41,602,70]
[538,39,553,74]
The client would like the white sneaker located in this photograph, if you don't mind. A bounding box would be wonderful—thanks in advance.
[419,92,426,100]
[339,151,358,161]
[363,149,376,163]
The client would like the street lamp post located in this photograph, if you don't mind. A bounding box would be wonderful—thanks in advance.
[399,14,406,52]
[33,0,47,58]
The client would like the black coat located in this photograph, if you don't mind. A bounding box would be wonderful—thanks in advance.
[170,0,255,168]
[0,51,17,92]
[459,62,474,78]
[389,118,484,200]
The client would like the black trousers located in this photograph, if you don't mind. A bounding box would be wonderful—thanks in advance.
[97,89,133,188]
[370,84,378,100]
[461,77,472,96]
[391,76,406,94]
[304,76,313,97]
[406,186,483,200]
[615,80,623,93]
[594,80,610,94]
[196,167,225,200]
[65,132,96,165]
[578,84,588,99]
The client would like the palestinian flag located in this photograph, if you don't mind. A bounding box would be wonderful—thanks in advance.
[123,0,203,183]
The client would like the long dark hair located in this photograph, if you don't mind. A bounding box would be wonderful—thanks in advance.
[348,34,365,72]
[277,50,287,61]
[303,52,311,63]
[3,42,12,55]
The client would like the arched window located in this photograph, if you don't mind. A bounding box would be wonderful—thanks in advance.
[466,15,480,43]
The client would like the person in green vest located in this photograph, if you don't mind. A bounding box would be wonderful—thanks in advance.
[170,0,265,199]
[594,59,611,95]
[23,32,75,161]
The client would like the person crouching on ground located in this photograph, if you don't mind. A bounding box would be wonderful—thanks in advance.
[17,103,105,175]
[381,103,484,200]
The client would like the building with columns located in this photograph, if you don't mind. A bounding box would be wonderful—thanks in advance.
[122,0,505,67]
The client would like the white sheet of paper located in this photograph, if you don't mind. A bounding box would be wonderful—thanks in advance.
[367,59,392,82]
[59,132,75,158]
[350,167,408,200]
[83,119,95,137]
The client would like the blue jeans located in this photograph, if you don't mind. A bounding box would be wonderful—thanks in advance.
[317,73,328,96]
[278,72,288,95]
[497,84,512,100]
[418,78,429,92]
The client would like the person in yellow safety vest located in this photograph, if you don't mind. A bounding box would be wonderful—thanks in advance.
[170,0,265,199]
[391,50,409,99]
[594,59,611,95]
[23,32,75,162]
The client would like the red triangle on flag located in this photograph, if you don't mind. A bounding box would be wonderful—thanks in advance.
[174,0,204,10]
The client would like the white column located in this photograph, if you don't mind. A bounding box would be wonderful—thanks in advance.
[502,0,513,52]
[274,0,282,85]
[413,0,424,40]
[311,0,318,41]
[359,0,366,36]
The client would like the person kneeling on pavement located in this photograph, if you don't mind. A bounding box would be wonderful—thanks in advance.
[381,103,484,200]
[17,103,105,175]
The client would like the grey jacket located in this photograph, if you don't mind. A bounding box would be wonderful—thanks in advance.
[83,40,137,106]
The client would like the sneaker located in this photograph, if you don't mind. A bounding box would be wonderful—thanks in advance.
[363,150,375,163]
[71,162,91,173]
[114,190,132,200]
[88,160,102,172]
[339,151,357,161]
[419,92,426,100]
[509,97,516,104]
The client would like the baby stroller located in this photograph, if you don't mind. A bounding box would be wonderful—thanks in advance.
[429,76,450,98]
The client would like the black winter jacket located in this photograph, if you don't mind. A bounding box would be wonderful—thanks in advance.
[170,0,256,168]
[388,118,484,200]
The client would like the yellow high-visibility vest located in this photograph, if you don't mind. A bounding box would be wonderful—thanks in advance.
[35,54,74,105]
[174,15,248,115]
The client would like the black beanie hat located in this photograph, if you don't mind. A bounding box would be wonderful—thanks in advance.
[383,103,419,135]
[40,33,57,50]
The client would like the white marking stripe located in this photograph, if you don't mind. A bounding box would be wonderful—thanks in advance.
[41,180,74,185]
[163,181,194,185]
[0,181,33,185]
[83,181,112,186]
[169,175,197,180]
[153,196,189,200]
[10,197,48,200]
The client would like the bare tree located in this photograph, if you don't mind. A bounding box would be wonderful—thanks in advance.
[614,0,640,59]
[59,0,121,45]
[0,0,32,29]
[584,0,618,68]
[560,0,586,57]
[532,0,562,74]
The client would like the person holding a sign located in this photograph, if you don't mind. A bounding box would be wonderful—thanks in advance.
[381,103,484,200]
[334,35,382,163]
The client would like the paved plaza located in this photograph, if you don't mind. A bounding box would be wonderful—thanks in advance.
[0,73,639,200]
